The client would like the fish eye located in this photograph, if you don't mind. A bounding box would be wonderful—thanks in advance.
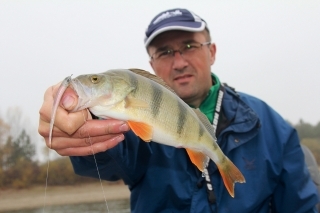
[90,75,100,84]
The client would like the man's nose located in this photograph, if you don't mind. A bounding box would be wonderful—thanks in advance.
[172,51,188,70]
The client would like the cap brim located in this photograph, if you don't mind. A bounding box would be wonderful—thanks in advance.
[144,21,206,47]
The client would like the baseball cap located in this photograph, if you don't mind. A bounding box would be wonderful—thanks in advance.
[144,8,208,47]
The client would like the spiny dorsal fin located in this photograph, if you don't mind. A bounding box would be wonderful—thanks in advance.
[193,108,217,140]
[128,68,176,94]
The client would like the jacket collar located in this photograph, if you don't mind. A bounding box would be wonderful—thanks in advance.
[217,84,261,152]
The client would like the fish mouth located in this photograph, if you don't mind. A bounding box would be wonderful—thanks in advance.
[69,79,92,112]
[69,79,79,96]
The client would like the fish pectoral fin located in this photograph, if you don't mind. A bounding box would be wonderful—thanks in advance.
[185,148,208,172]
[125,96,149,109]
[127,121,153,142]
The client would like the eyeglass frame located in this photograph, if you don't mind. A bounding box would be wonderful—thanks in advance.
[149,41,211,61]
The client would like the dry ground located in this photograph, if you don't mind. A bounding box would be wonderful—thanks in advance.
[0,182,130,212]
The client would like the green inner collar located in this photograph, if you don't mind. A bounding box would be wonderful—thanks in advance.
[193,73,221,123]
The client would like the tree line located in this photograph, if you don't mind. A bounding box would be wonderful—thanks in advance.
[0,129,97,189]
[0,116,319,189]
[0,117,107,189]
[294,119,320,165]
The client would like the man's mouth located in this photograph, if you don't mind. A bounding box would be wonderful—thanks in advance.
[174,74,193,83]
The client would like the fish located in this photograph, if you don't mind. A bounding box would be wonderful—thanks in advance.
[67,68,245,197]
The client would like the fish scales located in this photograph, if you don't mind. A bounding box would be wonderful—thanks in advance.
[150,81,163,118]
[114,70,197,143]
[69,68,246,197]
[125,70,207,148]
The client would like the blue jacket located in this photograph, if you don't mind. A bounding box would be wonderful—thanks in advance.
[70,86,319,212]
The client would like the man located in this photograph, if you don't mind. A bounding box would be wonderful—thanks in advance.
[38,8,319,212]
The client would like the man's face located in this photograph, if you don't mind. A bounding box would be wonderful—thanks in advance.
[148,30,216,108]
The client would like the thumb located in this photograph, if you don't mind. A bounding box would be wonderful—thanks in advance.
[60,87,78,111]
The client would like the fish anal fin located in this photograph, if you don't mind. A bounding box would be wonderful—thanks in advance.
[185,148,208,172]
[216,157,246,198]
[127,121,153,142]
[125,96,149,109]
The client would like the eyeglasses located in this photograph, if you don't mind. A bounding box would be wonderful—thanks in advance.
[150,41,211,62]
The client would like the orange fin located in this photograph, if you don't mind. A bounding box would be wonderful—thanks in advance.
[216,157,246,198]
[127,121,153,142]
[185,148,208,172]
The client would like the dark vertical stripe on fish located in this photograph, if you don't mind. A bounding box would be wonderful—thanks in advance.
[151,83,163,118]
[128,72,139,94]
[212,142,218,150]
[177,101,187,135]
[221,155,226,164]
[198,125,205,140]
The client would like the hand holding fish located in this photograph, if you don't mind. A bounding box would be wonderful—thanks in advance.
[38,81,129,156]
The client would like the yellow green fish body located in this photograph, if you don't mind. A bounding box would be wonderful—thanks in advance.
[70,68,245,197]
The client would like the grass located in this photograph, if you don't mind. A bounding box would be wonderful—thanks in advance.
[0,182,130,212]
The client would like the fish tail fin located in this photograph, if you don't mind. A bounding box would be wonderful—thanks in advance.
[216,157,246,198]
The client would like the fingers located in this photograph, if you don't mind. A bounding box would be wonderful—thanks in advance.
[59,87,79,111]
[43,119,130,147]
[41,118,130,156]
[39,85,85,136]
[74,119,130,138]
[54,109,89,135]
[40,118,129,138]
[54,134,125,156]
[49,134,121,149]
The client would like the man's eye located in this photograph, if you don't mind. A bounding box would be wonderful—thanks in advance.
[185,44,197,50]
[158,50,172,57]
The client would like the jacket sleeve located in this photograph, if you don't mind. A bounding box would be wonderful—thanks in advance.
[271,128,319,213]
[69,130,152,186]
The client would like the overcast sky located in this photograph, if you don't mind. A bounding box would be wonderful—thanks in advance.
[0,1,319,158]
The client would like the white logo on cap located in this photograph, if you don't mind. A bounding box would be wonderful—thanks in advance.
[153,10,183,25]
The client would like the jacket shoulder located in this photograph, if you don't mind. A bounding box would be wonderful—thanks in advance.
[238,91,290,127]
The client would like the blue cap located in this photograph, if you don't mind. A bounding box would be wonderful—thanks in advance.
[144,8,208,47]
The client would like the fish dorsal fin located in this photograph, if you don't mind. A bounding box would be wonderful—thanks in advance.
[193,108,217,140]
[185,148,209,172]
[128,68,176,94]
[127,120,153,142]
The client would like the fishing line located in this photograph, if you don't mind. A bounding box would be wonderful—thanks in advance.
[42,147,50,213]
[81,110,110,213]
[43,75,73,212]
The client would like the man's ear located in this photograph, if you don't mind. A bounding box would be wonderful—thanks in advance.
[149,60,155,71]
[209,43,217,65]
[147,46,156,71]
